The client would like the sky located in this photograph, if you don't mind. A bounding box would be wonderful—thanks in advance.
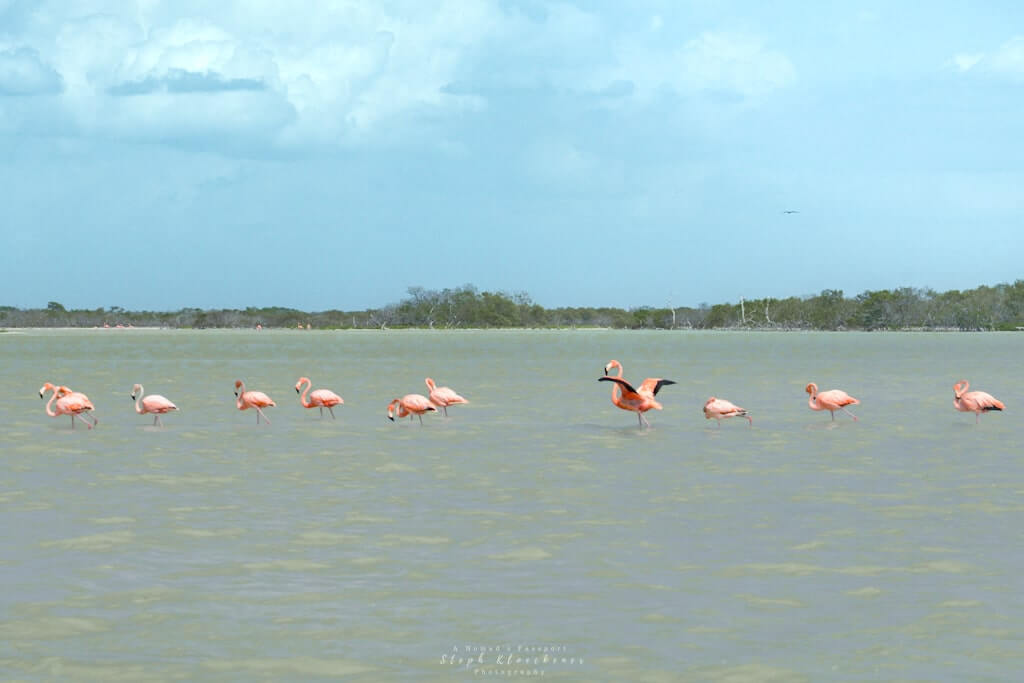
[1,0,1022,311]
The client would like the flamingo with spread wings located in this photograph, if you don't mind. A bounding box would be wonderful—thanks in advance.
[599,359,676,427]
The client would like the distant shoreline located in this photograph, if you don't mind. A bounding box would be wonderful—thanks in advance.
[4,280,1022,331]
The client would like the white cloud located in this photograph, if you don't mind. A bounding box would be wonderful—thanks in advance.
[953,36,1024,77]
[0,1,796,153]
[0,47,63,95]
[607,31,796,104]
[952,53,983,72]
[989,36,1024,74]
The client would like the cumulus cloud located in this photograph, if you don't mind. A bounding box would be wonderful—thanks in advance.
[0,1,795,154]
[0,47,63,95]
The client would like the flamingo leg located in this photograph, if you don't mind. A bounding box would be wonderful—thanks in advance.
[70,415,76,430]
[975,412,980,424]
[255,407,271,424]
[417,414,424,425]
[830,411,836,421]
[840,407,858,421]
[327,406,336,419]
[443,406,448,417]
[319,407,324,417]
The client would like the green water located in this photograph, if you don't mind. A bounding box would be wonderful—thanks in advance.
[1,329,1022,680]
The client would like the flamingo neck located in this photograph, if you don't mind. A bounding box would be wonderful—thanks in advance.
[134,385,145,414]
[44,388,58,417]
[299,379,312,407]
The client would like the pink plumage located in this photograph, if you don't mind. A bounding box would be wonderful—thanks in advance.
[387,394,437,425]
[295,377,344,419]
[235,379,275,424]
[953,380,1005,424]
[425,377,468,416]
[703,397,752,426]
[805,382,859,421]
[132,384,178,427]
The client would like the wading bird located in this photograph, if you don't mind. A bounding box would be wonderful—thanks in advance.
[425,377,468,416]
[805,382,859,421]
[39,382,97,429]
[131,384,178,426]
[953,380,1004,423]
[295,377,344,419]
[703,397,752,426]
[387,394,436,425]
[234,379,275,424]
[599,359,676,427]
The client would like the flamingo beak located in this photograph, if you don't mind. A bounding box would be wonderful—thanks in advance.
[295,388,300,394]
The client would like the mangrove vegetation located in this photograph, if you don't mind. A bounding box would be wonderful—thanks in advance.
[3,281,1024,331]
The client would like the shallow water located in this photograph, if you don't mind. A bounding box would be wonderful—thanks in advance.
[1,329,1022,680]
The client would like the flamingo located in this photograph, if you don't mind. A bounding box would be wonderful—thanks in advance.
[387,394,437,425]
[703,397,752,426]
[131,384,178,427]
[295,376,344,419]
[39,382,97,429]
[953,380,1004,423]
[805,382,859,421]
[425,377,468,416]
[234,379,275,424]
[599,359,676,427]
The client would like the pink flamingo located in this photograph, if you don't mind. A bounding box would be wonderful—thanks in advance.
[953,380,1004,423]
[39,382,97,429]
[599,359,676,427]
[387,394,437,425]
[234,379,275,424]
[131,383,178,427]
[703,397,752,426]
[425,377,468,416]
[805,382,859,421]
[295,376,344,419]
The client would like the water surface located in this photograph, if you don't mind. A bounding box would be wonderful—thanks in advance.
[1,329,1022,680]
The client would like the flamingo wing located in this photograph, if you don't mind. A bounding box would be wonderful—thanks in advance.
[245,391,275,407]
[639,378,676,396]
[403,394,435,412]
[431,387,467,405]
[599,376,640,397]
[310,389,343,406]
[968,391,1004,411]
[142,394,177,413]
[819,390,858,408]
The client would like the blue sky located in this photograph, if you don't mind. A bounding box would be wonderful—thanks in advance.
[1,1,1022,311]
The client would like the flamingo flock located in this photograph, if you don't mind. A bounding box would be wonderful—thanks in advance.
[36,366,1006,430]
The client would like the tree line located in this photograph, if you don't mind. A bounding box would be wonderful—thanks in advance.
[3,281,1024,331]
